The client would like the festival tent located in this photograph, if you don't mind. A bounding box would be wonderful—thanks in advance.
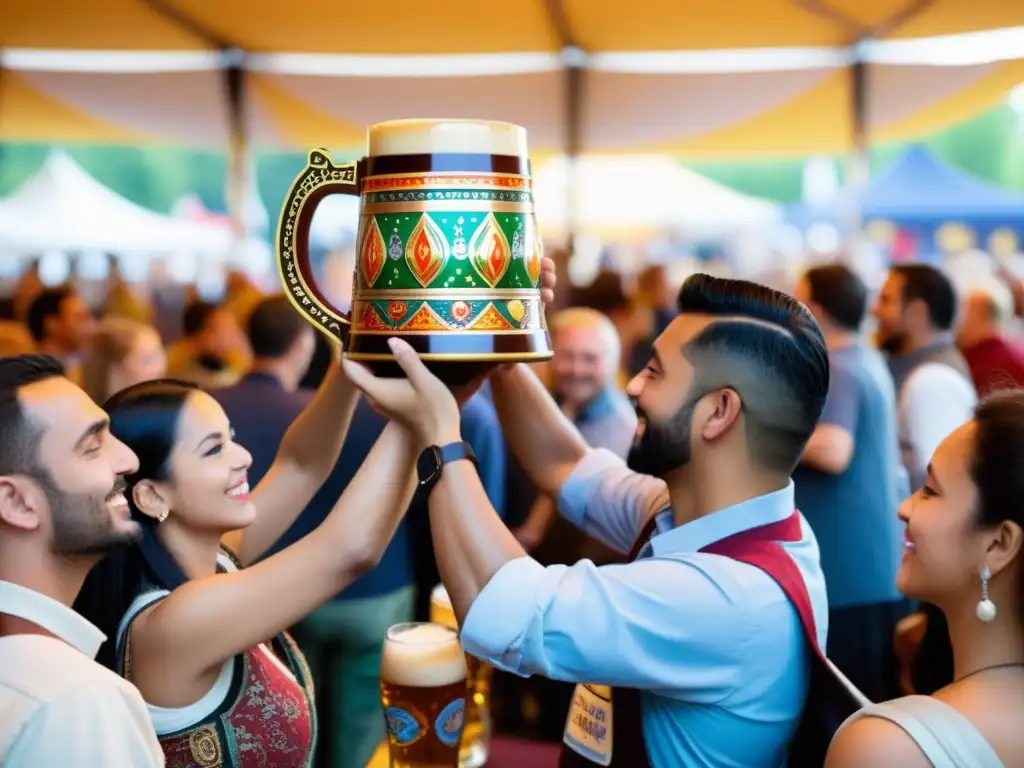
[533,155,782,241]
[861,144,1024,249]
[0,150,234,257]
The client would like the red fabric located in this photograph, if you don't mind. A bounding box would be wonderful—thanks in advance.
[159,643,315,768]
[961,336,1024,397]
[562,510,820,767]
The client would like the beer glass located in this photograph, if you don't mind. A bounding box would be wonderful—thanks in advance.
[430,584,493,768]
[381,622,467,767]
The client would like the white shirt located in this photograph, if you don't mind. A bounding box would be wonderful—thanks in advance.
[0,580,164,767]
[899,362,977,488]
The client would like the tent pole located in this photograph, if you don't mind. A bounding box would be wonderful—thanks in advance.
[224,57,249,248]
[844,53,870,247]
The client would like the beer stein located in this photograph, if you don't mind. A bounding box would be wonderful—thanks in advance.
[277,119,553,385]
[380,622,467,767]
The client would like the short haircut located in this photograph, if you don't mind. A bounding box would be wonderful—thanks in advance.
[0,355,66,476]
[803,262,868,331]
[26,287,73,343]
[550,307,622,373]
[677,274,830,475]
[246,295,311,359]
[892,264,957,331]
[182,300,219,338]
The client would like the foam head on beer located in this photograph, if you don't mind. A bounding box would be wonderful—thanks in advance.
[382,622,467,688]
[368,119,529,158]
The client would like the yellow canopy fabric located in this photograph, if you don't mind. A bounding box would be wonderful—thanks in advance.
[4,1,1023,52]
[1,61,1020,159]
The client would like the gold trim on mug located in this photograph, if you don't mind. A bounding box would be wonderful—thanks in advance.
[361,201,534,215]
[346,350,553,361]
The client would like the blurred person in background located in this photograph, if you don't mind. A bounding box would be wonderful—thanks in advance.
[827,391,1024,767]
[26,286,97,386]
[165,299,250,389]
[577,270,651,387]
[794,263,909,703]
[81,317,167,405]
[873,264,976,491]
[628,265,678,376]
[957,278,1024,396]
[0,321,36,357]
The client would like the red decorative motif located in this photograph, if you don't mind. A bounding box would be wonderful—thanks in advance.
[526,226,543,286]
[359,305,389,331]
[388,301,408,322]
[158,643,314,767]
[469,214,511,288]
[450,301,471,322]
[405,214,448,287]
[359,218,386,287]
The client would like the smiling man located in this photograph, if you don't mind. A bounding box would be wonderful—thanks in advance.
[342,274,833,767]
[0,355,163,766]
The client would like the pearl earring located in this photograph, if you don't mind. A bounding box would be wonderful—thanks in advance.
[977,566,997,622]
[156,510,169,524]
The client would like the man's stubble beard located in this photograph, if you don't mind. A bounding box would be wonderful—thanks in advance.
[32,469,140,556]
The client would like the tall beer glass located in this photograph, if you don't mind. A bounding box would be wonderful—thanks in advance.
[381,622,467,767]
[430,584,493,768]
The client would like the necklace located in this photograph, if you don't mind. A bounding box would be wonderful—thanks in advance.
[956,661,1024,683]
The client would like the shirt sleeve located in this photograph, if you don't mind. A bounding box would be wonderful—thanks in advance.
[7,683,164,767]
[557,448,670,554]
[461,555,753,703]
[902,364,977,479]
[819,364,860,434]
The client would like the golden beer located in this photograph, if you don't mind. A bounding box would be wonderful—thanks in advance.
[381,622,467,768]
[430,584,493,768]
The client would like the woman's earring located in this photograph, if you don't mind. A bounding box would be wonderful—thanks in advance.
[156,510,169,524]
[977,566,997,622]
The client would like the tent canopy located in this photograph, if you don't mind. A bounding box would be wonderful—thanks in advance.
[4,0,1023,52]
[0,150,234,255]
[863,145,1024,221]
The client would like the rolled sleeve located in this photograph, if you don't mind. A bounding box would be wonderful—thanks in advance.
[558,448,670,554]
[461,553,753,702]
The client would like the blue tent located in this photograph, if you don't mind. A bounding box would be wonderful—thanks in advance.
[862,145,1024,252]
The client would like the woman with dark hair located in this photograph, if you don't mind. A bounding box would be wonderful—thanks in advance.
[827,390,1024,766]
[74,359,420,767]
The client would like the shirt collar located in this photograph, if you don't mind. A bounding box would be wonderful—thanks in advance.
[575,387,618,424]
[641,481,795,558]
[0,581,106,657]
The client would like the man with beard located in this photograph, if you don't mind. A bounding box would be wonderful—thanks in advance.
[341,274,831,767]
[872,264,976,490]
[0,355,163,766]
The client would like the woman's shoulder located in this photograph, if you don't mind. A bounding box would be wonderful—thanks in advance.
[827,699,935,767]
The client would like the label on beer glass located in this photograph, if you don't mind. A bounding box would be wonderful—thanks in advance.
[563,684,613,766]
[435,697,466,747]
[385,706,424,746]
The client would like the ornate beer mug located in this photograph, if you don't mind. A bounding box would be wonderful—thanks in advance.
[430,584,493,768]
[380,622,467,767]
[277,119,553,385]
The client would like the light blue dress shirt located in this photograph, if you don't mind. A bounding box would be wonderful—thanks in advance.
[462,448,829,768]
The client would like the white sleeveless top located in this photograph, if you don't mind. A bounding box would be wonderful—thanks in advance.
[838,695,1005,768]
[115,552,237,736]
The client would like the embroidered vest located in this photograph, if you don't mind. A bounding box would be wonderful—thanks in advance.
[559,510,842,768]
[122,605,317,768]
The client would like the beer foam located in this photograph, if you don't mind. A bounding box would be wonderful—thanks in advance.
[368,119,528,158]
[382,623,467,688]
[431,583,452,610]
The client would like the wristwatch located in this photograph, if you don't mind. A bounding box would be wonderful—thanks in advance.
[417,441,478,496]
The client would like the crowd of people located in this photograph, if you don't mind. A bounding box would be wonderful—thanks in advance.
[1,253,1024,767]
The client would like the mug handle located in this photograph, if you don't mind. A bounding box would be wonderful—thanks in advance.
[276,148,361,344]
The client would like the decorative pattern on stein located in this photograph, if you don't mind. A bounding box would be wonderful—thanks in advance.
[469,213,512,288]
[405,214,449,287]
[359,216,386,287]
[351,298,542,334]
[469,303,516,331]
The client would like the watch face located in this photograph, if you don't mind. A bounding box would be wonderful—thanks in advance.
[417,446,442,486]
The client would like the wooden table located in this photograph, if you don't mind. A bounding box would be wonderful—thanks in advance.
[367,736,560,767]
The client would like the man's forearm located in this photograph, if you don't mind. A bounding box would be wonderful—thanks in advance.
[490,364,590,496]
[428,459,526,625]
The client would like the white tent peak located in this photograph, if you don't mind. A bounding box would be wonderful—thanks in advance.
[532,155,781,241]
[0,150,234,257]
